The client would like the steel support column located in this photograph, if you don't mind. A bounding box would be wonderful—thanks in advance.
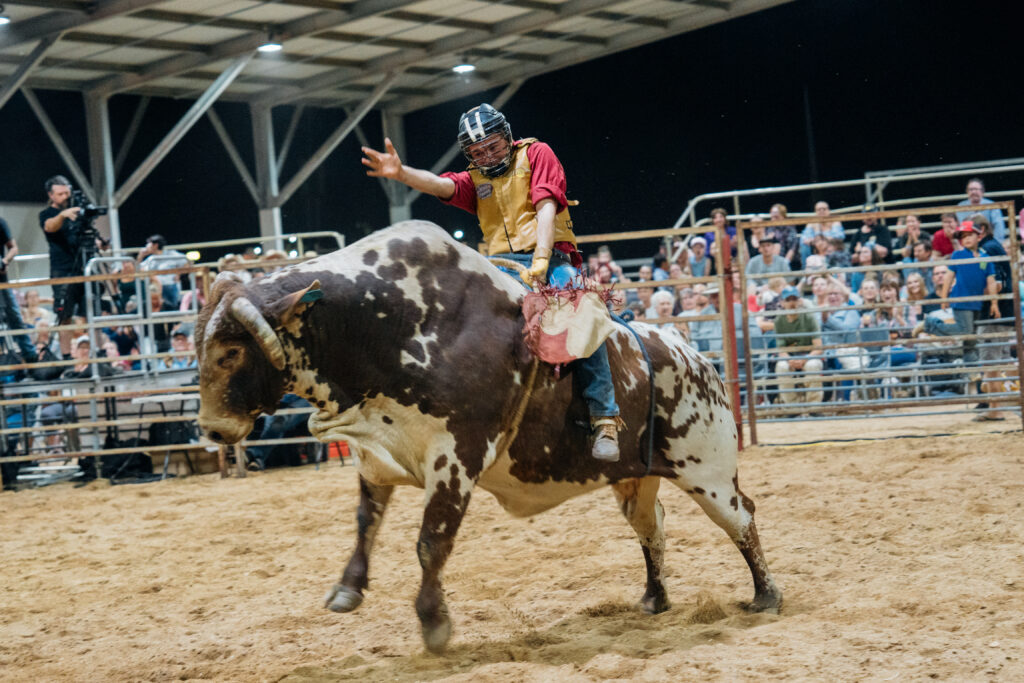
[250,103,283,250]
[22,88,97,202]
[84,94,121,251]
[209,108,259,204]
[0,34,60,111]
[275,71,401,208]
[381,109,411,224]
[114,53,253,206]
[114,96,150,176]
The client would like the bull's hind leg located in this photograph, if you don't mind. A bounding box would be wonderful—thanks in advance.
[670,471,782,613]
[611,477,670,614]
[415,460,474,654]
[325,476,393,613]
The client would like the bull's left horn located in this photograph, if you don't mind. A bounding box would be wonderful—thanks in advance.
[230,297,286,370]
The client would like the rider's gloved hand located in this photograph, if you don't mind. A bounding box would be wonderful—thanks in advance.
[524,256,549,289]
[528,255,552,288]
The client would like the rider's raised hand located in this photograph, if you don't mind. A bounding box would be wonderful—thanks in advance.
[361,137,403,180]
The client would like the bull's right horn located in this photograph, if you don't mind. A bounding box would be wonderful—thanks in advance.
[210,270,244,303]
[230,297,286,370]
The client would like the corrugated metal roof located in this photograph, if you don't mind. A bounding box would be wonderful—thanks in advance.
[0,0,793,112]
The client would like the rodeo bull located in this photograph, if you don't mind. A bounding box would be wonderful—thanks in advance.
[197,221,782,653]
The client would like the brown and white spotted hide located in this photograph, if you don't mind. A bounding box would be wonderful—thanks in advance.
[196,220,780,653]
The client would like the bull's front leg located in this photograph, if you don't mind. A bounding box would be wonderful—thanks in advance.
[415,459,474,654]
[325,476,393,613]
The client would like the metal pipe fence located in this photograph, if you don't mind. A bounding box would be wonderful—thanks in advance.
[0,239,342,487]
[2,197,1021,484]
[732,201,1023,438]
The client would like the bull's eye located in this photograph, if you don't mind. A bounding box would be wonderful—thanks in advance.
[218,347,241,368]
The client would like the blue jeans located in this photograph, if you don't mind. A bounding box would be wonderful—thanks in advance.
[248,394,311,468]
[924,308,977,362]
[491,253,619,418]
[0,287,36,360]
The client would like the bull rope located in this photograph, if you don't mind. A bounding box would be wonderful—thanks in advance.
[494,357,540,461]
[489,257,655,474]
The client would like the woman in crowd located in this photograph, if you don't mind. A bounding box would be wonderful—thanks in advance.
[766,203,799,269]
[849,244,883,293]
[20,289,55,327]
[855,277,880,313]
[674,287,700,317]
[806,275,831,323]
[704,208,738,257]
[876,281,917,369]
[901,272,929,323]
[892,214,922,259]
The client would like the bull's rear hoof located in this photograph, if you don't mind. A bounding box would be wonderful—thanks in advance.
[421,617,452,654]
[324,584,364,613]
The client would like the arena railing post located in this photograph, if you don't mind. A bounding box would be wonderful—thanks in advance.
[734,221,758,445]
[714,224,743,450]
[1006,202,1024,431]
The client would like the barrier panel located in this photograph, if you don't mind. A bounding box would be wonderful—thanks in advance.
[0,235,341,487]
[732,202,1023,441]
[2,211,1019,485]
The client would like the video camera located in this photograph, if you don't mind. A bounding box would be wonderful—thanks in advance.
[71,188,108,222]
[69,189,110,252]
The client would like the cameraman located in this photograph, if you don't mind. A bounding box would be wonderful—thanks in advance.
[0,216,38,362]
[38,175,89,357]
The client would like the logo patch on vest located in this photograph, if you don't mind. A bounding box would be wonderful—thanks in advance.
[476,183,493,199]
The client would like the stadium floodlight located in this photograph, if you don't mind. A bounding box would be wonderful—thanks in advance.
[453,230,465,239]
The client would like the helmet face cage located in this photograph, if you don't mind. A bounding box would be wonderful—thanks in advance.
[457,104,513,177]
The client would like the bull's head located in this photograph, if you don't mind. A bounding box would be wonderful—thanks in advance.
[196,272,322,444]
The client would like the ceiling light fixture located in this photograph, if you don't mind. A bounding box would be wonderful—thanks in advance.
[257,28,282,53]
[0,5,11,26]
[452,55,475,74]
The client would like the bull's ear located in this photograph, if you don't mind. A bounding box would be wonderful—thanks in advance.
[268,279,323,328]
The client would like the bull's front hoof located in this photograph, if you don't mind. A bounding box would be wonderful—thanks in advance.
[745,589,783,615]
[324,583,364,613]
[421,616,452,654]
[639,591,671,615]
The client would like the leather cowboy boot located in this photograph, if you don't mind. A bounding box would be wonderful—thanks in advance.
[590,417,620,462]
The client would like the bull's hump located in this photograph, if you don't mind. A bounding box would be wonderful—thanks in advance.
[264,221,523,304]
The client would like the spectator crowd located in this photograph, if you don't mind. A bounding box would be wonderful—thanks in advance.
[591,178,1023,420]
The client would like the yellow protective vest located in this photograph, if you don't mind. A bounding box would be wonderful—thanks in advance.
[468,138,577,255]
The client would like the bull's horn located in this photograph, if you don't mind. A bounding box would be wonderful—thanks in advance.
[210,270,244,302]
[230,297,286,370]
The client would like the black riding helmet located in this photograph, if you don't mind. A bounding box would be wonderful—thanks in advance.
[457,104,513,178]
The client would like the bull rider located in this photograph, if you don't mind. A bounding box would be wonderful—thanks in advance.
[361,104,621,461]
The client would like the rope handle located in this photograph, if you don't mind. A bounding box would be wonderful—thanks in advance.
[488,257,530,278]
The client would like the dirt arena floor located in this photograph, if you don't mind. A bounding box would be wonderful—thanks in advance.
[2,416,1022,681]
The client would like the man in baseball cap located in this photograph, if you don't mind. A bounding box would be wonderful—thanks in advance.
[915,218,998,369]
[774,283,823,413]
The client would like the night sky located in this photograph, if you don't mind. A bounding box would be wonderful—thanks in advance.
[1,0,1021,260]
